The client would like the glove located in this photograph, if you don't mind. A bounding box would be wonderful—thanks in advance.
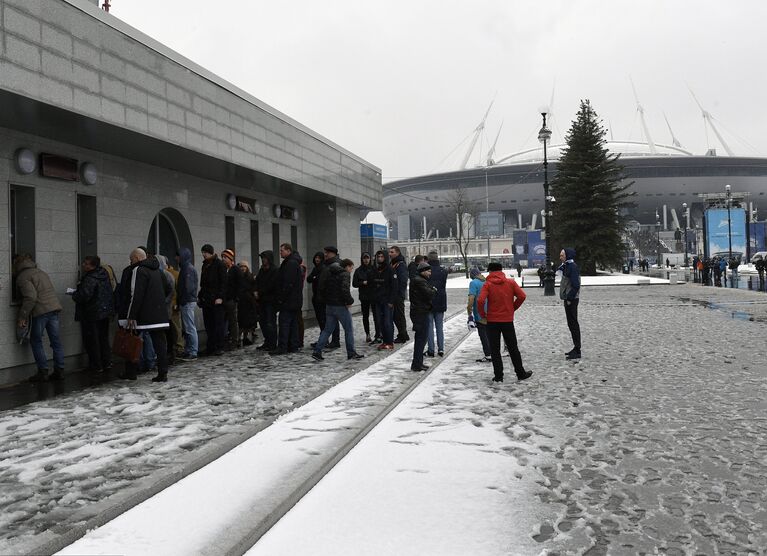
[467,316,477,330]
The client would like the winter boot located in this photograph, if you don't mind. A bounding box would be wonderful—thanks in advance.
[29,369,48,383]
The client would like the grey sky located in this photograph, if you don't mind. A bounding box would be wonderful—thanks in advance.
[113,0,766,182]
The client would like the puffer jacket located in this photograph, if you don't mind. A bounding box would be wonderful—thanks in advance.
[256,250,280,305]
[322,262,354,306]
[477,271,526,322]
[409,273,436,316]
[72,266,114,322]
[352,254,376,302]
[278,251,304,311]
[127,257,171,326]
[14,259,63,320]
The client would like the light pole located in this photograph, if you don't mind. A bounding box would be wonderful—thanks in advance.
[725,184,732,262]
[485,168,491,265]
[538,112,555,296]
[655,209,661,267]
[682,202,689,271]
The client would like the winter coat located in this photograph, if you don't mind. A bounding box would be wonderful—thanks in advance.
[225,265,243,302]
[409,273,437,316]
[390,254,408,301]
[176,247,199,306]
[372,251,397,304]
[477,271,526,322]
[558,248,581,301]
[14,259,63,320]
[278,251,304,311]
[126,257,172,326]
[306,252,325,301]
[198,254,227,308]
[72,266,114,322]
[156,255,176,318]
[117,263,138,319]
[315,255,340,304]
[427,258,448,313]
[322,262,354,306]
[407,260,419,280]
[238,270,258,328]
[352,255,376,302]
[255,250,280,305]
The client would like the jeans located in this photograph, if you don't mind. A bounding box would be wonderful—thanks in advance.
[30,311,65,370]
[140,330,157,371]
[564,299,581,352]
[81,318,112,370]
[486,321,526,380]
[259,303,278,349]
[314,299,339,345]
[410,312,429,370]
[278,309,300,352]
[202,305,226,353]
[427,311,445,354]
[179,303,198,357]
[314,305,356,356]
[374,302,394,344]
[476,321,491,357]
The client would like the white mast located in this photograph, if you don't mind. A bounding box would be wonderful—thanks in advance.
[689,87,734,156]
[485,121,503,166]
[460,100,493,170]
[630,78,657,154]
[662,112,683,148]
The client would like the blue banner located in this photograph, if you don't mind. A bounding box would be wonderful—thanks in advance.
[527,231,547,266]
[513,230,528,262]
[750,222,766,254]
[705,208,746,260]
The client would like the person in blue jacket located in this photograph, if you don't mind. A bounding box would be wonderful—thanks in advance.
[558,247,581,360]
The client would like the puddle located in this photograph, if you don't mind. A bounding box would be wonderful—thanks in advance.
[675,297,767,323]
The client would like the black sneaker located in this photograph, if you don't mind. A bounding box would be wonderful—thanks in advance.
[438,351,444,357]
[29,370,48,383]
[424,351,435,357]
[50,368,64,381]
[517,370,533,381]
[178,354,198,362]
[326,342,341,350]
[347,352,365,360]
[476,356,492,363]
[492,376,504,382]
[566,351,581,360]
[269,348,288,356]
[393,337,410,344]
[151,373,168,382]
[311,351,324,361]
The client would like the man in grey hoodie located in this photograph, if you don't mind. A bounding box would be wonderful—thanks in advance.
[558,247,582,360]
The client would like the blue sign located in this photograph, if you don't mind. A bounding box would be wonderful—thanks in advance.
[360,223,388,239]
[705,208,746,260]
[528,231,546,265]
[513,230,528,260]
[750,222,766,254]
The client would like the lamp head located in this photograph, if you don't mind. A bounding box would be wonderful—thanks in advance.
[538,126,552,144]
[725,184,731,192]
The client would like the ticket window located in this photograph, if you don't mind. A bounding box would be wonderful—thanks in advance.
[9,184,35,302]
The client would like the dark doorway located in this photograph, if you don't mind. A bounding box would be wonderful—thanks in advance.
[77,194,97,262]
[250,220,259,266]
[147,208,194,267]
[272,223,280,256]
[225,216,235,251]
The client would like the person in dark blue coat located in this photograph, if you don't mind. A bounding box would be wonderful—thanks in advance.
[272,243,303,355]
[175,247,199,360]
[558,247,581,359]
[425,251,448,356]
[388,245,410,342]
[72,255,114,372]
[372,250,397,349]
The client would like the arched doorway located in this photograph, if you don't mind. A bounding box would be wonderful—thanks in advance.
[147,208,194,266]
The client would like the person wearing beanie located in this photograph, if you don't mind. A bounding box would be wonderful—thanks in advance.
[311,246,341,350]
[221,248,243,350]
[198,244,227,356]
[467,267,492,362]
[426,251,448,357]
[558,247,581,359]
[408,261,436,371]
[477,262,532,383]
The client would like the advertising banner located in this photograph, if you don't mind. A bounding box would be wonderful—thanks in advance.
[750,222,766,255]
[705,208,746,260]
[527,231,547,266]
[513,230,528,263]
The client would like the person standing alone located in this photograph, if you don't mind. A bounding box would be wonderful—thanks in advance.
[558,248,581,360]
[409,262,436,372]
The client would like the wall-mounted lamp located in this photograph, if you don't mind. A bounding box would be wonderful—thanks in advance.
[14,148,36,175]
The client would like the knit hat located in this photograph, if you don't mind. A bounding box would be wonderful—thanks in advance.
[417,261,431,273]
[222,248,235,261]
[470,267,482,279]
[324,245,338,254]
[201,244,215,255]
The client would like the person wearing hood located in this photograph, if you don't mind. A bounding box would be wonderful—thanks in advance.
[175,247,199,360]
[352,252,379,343]
[123,248,172,382]
[372,249,396,349]
[272,242,303,355]
[14,254,65,382]
[255,250,279,351]
[311,259,363,361]
[409,261,437,372]
[306,250,325,330]
[477,262,533,383]
[467,267,492,363]
[156,254,178,366]
[310,246,342,350]
[71,255,115,373]
[558,247,582,360]
[426,250,448,357]
[198,244,227,356]
[388,245,410,343]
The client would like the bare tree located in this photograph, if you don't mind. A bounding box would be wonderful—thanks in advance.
[437,185,479,278]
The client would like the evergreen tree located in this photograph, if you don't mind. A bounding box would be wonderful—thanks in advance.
[550,100,634,274]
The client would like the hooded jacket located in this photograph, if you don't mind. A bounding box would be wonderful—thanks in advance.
[477,271,526,322]
[127,257,172,326]
[427,257,448,313]
[198,253,227,307]
[558,248,581,301]
[352,253,376,302]
[390,253,408,301]
[14,258,63,320]
[176,247,199,306]
[322,262,354,306]
[256,250,280,305]
[278,250,304,311]
[372,250,397,304]
[409,271,437,315]
[306,251,325,301]
[72,266,114,322]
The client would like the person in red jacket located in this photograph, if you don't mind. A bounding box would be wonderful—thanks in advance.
[477,262,533,383]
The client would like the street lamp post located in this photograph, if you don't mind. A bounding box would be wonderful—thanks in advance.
[726,184,732,262]
[655,209,661,268]
[485,168,491,265]
[538,112,555,296]
[682,202,689,272]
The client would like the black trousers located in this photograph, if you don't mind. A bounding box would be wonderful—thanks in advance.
[202,305,225,353]
[486,321,526,380]
[81,318,112,370]
[360,299,379,337]
[564,299,581,352]
[410,312,429,370]
[313,300,339,345]
[393,298,408,339]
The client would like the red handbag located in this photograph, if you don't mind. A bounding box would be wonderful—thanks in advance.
[112,328,143,363]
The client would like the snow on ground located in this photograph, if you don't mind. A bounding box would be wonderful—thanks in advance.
[445,270,669,290]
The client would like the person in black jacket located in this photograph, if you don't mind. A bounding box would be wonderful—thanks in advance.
[71,255,114,373]
[409,262,437,372]
[198,244,227,356]
[407,254,424,280]
[255,250,279,350]
[311,259,363,361]
[306,251,324,328]
[426,251,448,357]
[124,249,172,382]
[272,243,303,355]
[237,260,258,346]
[372,250,397,349]
[388,245,409,343]
[352,252,379,343]
[175,247,199,360]
[311,246,342,349]
[221,248,242,350]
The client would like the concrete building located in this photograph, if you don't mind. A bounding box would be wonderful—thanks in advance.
[0,0,381,383]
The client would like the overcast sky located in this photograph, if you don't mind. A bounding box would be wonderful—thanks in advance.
[112,0,766,210]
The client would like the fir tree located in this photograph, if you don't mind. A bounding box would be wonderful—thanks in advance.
[550,100,634,274]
